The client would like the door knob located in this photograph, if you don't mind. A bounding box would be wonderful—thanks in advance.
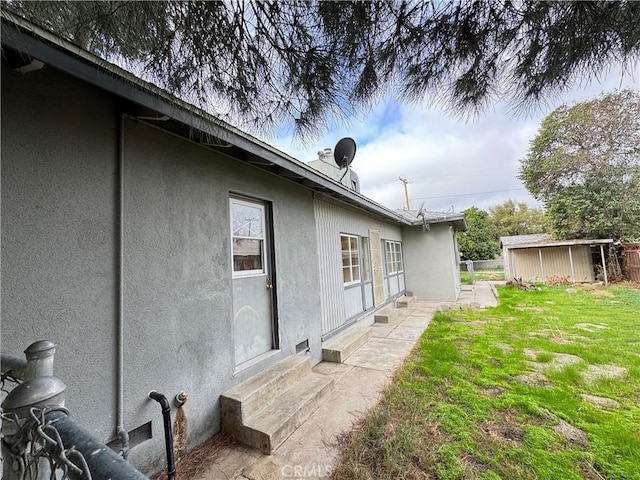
[266,278,273,289]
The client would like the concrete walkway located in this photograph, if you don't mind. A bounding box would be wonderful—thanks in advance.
[192,282,499,480]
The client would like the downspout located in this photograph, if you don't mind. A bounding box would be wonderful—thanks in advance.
[116,113,130,457]
[148,391,176,480]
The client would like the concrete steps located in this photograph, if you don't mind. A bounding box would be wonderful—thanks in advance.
[374,308,399,324]
[395,294,417,308]
[220,355,334,454]
[322,327,373,363]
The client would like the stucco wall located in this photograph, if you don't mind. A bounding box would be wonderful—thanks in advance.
[121,119,323,471]
[2,64,322,474]
[2,66,120,438]
[402,223,459,302]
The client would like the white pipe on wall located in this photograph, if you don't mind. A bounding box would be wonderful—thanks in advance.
[116,114,130,457]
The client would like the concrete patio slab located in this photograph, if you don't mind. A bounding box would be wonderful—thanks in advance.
[189,283,499,480]
[387,325,427,342]
[344,337,415,371]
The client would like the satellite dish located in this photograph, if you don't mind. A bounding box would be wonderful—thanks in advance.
[334,137,357,169]
[415,201,430,232]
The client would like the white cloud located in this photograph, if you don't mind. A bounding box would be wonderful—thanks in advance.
[272,69,639,214]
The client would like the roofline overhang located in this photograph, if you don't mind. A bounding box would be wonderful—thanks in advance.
[1,11,411,226]
[408,217,467,231]
[504,239,614,250]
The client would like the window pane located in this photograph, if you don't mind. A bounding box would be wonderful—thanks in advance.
[385,241,394,274]
[232,203,263,238]
[233,238,263,271]
[343,266,352,283]
[341,235,349,251]
[352,265,360,282]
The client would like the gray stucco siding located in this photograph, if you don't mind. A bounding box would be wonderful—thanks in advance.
[1,66,119,438]
[121,119,323,471]
[402,223,459,302]
[2,64,322,474]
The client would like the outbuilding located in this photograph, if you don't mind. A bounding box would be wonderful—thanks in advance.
[500,235,614,284]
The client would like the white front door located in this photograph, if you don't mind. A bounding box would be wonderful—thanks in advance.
[230,197,275,367]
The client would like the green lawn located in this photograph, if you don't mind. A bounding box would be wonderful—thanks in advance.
[461,269,505,285]
[332,285,640,480]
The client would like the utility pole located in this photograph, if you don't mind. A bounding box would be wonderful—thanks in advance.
[399,177,411,210]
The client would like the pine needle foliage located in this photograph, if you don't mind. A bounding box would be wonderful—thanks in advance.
[4,1,640,138]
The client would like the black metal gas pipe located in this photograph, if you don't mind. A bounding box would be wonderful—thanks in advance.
[148,391,176,480]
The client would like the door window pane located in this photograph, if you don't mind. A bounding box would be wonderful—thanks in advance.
[231,198,266,275]
[233,238,263,271]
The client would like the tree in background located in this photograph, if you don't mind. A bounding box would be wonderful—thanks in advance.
[3,1,639,137]
[519,90,640,241]
[488,200,548,240]
[457,207,501,261]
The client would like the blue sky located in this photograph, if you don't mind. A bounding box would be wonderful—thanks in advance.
[272,67,639,214]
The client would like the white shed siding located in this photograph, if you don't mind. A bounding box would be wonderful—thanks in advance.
[314,197,402,336]
[510,246,593,283]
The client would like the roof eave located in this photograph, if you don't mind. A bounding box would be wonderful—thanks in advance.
[1,11,410,226]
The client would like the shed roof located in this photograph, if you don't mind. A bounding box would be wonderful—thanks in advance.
[500,234,552,248]
[500,234,614,250]
[1,11,432,228]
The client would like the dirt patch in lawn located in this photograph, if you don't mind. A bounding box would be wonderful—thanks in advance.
[462,320,487,326]
[515,306,546,312]
[523,350,583,372]
[573,323,607,332]
[495,342,514,354]
[591,289,614,297]
[549,336,570,344]
[514,373,553,387]
[540,408,589,449]
[480,409,526,446]
[578,394,621,409]
[480,386,507,397]
[552,419,589,449]
[582,364,627,383]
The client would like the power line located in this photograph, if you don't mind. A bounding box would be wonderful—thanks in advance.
[412,187,526,201]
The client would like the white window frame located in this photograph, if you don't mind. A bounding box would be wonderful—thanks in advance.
[395,241,404,273]
[341,234,361,286]
[230,197,267,278]
[385,240,403,274]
